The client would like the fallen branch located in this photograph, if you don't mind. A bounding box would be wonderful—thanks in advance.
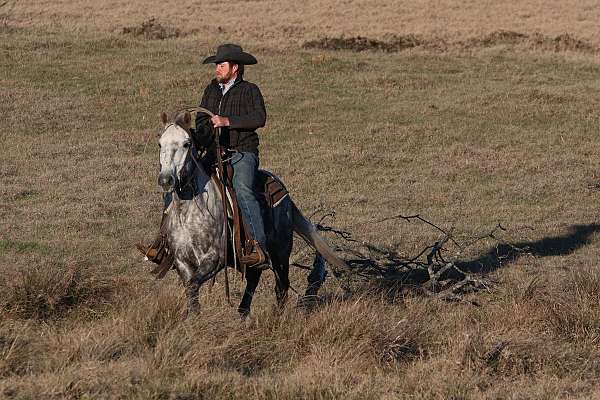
[294,211,515,300]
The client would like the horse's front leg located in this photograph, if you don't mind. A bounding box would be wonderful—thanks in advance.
[184,279,200,316]
[238,268,262,318]
[175,261,200,317]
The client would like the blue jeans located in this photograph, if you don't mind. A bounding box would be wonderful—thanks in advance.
[231,151,267,251]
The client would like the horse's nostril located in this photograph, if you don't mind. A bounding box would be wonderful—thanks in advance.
[158,174,174,188]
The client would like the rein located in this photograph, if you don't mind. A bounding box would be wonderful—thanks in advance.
[178,106,215,118]
[180,107,232,304]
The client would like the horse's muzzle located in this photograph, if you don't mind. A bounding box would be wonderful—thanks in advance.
[158,172,175,192]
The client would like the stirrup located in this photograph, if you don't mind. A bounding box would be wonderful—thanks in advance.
[240,242,269,270]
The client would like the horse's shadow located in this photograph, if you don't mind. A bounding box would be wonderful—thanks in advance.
[456,223,600,274]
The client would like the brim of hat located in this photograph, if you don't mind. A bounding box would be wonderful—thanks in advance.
[202,52,257,65]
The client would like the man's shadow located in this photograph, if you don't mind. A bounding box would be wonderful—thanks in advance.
[457,223,600,274]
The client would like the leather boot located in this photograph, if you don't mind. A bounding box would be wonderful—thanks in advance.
[136,210,172,263]
[240,241,271,270]
[136,234,175,279]
[136,233,166,265]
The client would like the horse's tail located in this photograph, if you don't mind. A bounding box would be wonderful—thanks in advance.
[291,201,347,271]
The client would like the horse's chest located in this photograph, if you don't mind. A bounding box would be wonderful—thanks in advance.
[167,209,223,256]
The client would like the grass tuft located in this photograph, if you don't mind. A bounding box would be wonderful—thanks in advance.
[1,265,116,321]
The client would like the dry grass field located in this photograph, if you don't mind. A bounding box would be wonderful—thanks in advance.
[2,1,600,399]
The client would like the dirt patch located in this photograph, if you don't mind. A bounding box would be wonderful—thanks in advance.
[466,30,529,47]
[465,30,596,52]
[588,182,600,191]
[303,35,423,52]
[121,18,181,40]
[531,32,596,52]
[303,31,596,54]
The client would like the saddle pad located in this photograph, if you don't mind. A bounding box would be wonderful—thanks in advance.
[257,170,289,208]
[212,169,289,221]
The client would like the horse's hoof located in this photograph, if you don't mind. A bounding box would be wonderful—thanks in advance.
[182,306,200,320]
[238,307,250,320]
[297,295,319,311]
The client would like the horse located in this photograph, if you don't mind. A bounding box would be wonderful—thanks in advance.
[156,110,346,316]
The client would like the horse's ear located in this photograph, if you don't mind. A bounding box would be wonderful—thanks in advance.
[175,111,192,131]
[160,112,168,126]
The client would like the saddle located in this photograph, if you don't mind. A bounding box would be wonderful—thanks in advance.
[215,162,289,273]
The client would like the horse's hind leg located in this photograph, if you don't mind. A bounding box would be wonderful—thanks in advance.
[238,268,262,317]
[305,252,327,297]
[268,199,291,308]
[273,260,290,308]
[298,253,327,309]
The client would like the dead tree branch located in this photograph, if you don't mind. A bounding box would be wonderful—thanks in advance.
[294,211,518,300]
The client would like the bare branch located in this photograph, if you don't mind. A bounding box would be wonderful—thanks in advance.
[303,210,513,300]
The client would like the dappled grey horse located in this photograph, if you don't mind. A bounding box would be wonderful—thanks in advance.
[157,111,346,316]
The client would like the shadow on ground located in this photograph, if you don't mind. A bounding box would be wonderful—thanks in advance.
[457,223,600,274]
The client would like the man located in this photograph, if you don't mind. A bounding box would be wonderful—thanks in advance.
[193,44,269,267]
[138,43,269,269]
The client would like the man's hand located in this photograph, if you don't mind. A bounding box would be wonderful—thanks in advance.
[211,115,230,127]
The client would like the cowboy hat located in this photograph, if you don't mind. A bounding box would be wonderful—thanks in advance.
[202,44,257,65]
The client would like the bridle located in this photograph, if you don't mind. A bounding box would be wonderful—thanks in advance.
[159,123,197,196]
[160,106,218,194]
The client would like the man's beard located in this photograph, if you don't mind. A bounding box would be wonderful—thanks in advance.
[217,72,233,84]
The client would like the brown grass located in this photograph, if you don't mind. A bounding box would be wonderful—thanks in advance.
[2,0,600,398]
[1,263,116,320]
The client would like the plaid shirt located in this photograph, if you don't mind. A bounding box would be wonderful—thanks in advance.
[193,76,266,154]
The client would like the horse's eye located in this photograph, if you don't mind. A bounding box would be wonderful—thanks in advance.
[183,142,190,148]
